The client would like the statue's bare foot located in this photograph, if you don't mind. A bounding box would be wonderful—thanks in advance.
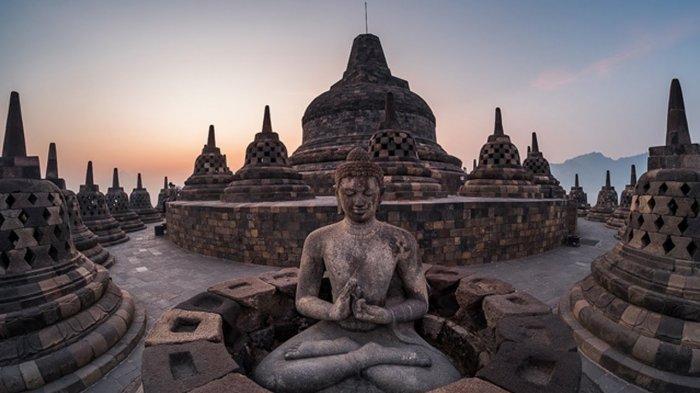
[284,337,361,360]
[352,342,432,369]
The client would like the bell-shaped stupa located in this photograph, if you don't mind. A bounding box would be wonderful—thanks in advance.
[129,173,163,223]
[459,108,541,198]
[222,106,314,202]
[180,125,234,200]
[0,92,144,392]
[586,170,618,222]
[523,132,566,198]
[106,168,146,232]
[605,164,637,232]
[289,33,464,195]
[368,93,446,200]
[77,161,129,246]
[156,176,168,212]
[45,143,116,267]
[568,174,590,217]
[561,80,700,393]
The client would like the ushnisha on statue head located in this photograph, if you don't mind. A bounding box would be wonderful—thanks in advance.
[333,147,384,223]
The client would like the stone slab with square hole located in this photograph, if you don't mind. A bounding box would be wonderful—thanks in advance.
[476,342,581,393]
[426,265,472,291]
[175,292,242,332]
[141,340,238,393]
[427,377,508,393]
[189,372,271,393]
[456,276,514,311]
[258,268,299,298]
[483,292,550,328]
[495,314,577,352]
[145,309,222,347]
[208,277,275,309]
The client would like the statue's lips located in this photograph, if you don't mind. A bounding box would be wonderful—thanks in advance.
[352,208,369,214]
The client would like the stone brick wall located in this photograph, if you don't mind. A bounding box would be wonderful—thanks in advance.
[167,196,574,267]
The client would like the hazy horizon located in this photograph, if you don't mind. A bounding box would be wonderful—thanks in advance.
[2,1,699,197]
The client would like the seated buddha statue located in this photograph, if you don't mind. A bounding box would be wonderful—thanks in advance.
[253,148,461,392]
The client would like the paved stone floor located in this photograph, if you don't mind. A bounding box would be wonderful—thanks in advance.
[84,218,646,393]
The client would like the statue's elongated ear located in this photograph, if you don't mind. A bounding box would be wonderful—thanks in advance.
[333,183,343,215]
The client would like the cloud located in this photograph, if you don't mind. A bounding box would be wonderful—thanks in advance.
[531,21,699,91]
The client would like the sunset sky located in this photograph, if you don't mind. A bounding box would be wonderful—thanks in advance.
[1,1,699,196]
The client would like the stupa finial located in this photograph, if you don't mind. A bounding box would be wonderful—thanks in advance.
[532,132,539,153]
[379,92,400,129]
[473,159,477,171]
[494,108,504,136]
[3,91,27,158]
[527,146,531,154]
[46,142,59,179]
[666,78,691,147]
[207,125,216,148]
[262,105,272,133]
[605,170,611,188]
[137,173,143,189]
[630,165,637,186]
[575,173,580,188]
[86,161,94,186]
[112,168,120,188]
[164,176,168,189]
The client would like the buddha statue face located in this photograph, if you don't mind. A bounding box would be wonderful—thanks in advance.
[336,176,381,223]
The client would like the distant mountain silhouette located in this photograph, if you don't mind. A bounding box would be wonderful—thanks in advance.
[550,152,647,201]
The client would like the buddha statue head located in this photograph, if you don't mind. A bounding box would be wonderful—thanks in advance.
[334,147,384,223]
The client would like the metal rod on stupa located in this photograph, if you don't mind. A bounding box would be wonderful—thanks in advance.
[46,142,59,179]
[494,107,504,136]
[262,105,273,133]
[3,91,27,158]
[666,78,691,146]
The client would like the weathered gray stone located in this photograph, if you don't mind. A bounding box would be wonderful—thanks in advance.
[483,292,550,327]
[145,309,222,347]
[209,277,275,310]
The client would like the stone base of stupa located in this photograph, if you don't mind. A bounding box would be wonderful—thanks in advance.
[586,207,614,222]
[112,210,147,232]
[459,179,542,199]
[576,207,590,217]
[73,231,117,267]
[221,178,314,203]
[84,217,130,246]
[537,183,567,199]
[179,181,229,201]
[604,207,629,231]
[134,208,163,223]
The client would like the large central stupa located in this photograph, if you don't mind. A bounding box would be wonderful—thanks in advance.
[289,33,465,195]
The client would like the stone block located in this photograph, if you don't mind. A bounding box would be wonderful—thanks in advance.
[483,292,550,327]
[259,268,299,297]
[428,377,508,393]
[477,342,581,393]
[141,340,239,393]
[209,277,275,309]
[425,265,470,291]
[456,276,514,310]
[145,309,222,347]
[495,314,576,352]
[175,292,241,331]
[189,372,271,393]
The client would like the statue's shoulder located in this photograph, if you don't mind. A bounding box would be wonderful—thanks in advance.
[378,221,417,245]
[304,221,342,246]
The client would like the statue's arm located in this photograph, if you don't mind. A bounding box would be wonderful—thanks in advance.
[388,233,429,323]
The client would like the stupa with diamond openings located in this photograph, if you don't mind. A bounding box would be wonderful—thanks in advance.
[221,106,314,202]
[586,170,618,222]
[77,161,129,246]
[106,168,146,232]
[0,91,145,392]
[459,108,541,198]
[368,92,447,200]
[180,125,234,200]
[568,174,590,217]
[129,173,163,223]
[156,176,169,212]
[45,143,116,267]
[561,79,700,393]
[523,132,566,198]
[605,164,637,233]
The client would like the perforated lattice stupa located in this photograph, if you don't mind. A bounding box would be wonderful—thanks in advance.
[459,108,541,198]
[561,79,700,393]
[45,143,115,267]
[77,161,129,246]
[222,106,313,203]
[106,168,146,233]
[586,170,618,222]
[606,164,637,233]
[0,92,145,392]
[523,132,565,198]
[129,173,163,223]
[568,174,590,217]
[180,125,234,201]
[368,93,446,200]
[156,176,168,212]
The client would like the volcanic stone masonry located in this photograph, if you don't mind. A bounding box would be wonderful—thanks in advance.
[368,92,447,200]
[45,143,116,267]
[180,125,234,201]
[585,170,618,222]
[106,168,146,233]
[568,174,590,217]
[289,33,465,195]
[605,164,637,234]
[221,106,314,202]
[156,176,168,212]
[561,79,700,393]
[522,132,565,198]
[459,108,542,198]
[77,161,129,246]
[130,173,163,223]
[0,91,145,392]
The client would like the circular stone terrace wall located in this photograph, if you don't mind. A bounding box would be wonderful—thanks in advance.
[166,196,576,267]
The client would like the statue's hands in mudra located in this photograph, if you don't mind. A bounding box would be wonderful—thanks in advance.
[352,298,393,324]
[327,278,357,321]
